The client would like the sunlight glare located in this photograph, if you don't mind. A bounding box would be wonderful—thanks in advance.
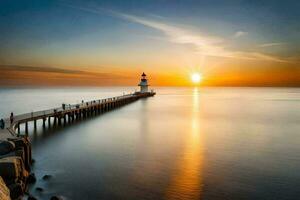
[191,73,202,84]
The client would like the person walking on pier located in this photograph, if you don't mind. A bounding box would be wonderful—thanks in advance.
[10,112,14,124]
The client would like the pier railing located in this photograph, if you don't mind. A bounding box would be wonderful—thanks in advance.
[1,91,155,136]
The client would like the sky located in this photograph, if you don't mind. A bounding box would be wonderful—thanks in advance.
[0,0,300,86]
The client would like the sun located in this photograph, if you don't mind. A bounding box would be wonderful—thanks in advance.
[191,73,202,84]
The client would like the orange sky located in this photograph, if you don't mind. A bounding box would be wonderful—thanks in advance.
[1,2,300,87]
[1,61,299,87]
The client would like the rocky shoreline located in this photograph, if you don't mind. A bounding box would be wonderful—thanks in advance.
[0,136,32,200]
[0,135,63,200]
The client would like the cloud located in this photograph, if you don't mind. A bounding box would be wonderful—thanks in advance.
[69,5,292,63]
[114,13,289,62]
[0,65,130,78]
[234,31,248,38]
[0,65,134,86]
[259,42,285,47]
[0,65,82,74]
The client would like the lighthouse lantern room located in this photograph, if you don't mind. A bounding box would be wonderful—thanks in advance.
[138,72,149,93]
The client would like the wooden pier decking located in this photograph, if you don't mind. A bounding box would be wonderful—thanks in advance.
[0,91,155,140]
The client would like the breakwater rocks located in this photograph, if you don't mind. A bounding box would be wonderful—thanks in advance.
[0,137,32,199]
[0,176,11,200]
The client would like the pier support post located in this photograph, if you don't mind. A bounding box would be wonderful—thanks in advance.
[43,118,46,128]
[54,117,57,126]
[25,122,28,135]
[58,117,62,126]
[17,123,20,134]
[34,120,37,130]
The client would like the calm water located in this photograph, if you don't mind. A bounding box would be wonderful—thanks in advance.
[0,87,300,200]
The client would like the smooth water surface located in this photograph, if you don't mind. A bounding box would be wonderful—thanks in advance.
[0,87,299,200]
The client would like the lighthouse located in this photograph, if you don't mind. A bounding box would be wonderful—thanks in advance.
[138,72,149,93]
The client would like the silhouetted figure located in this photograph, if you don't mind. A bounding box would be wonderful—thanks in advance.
[10,112,14,124]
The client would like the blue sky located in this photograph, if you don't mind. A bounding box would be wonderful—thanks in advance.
[0,0,299,86]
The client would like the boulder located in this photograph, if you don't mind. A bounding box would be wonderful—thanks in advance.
[0,141,15,156]
[15,149,25,162]
[35,187,43,192]
[50,196,63,200]
[27,173,36,184]
[8,182,25,200]
[28,195,38,200]
[0,151,17,159]
[0,176,11,200]
[0,157,21,184]
[8,137,32,171]
[42,175,52,180]
[0,156,28,185]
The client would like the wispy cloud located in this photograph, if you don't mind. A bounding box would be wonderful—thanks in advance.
[69,5,292,63]
[115,12,290,62]
[234,31,248,38]
[0,65,82,74]
[259,42,285,47]
[0,65,134,86]
[0,65,130,78]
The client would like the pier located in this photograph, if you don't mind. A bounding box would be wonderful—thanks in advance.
[1,92,155,137]
[0,91,155,199]
[0,84,155,199]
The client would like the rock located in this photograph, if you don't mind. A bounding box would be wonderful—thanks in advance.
[0,176,11,200]
[28,195,38,200]
[50,196,63,200]
[42,175,52,180]
[0,151,16,159]
[0,156,24,184]
[0,141,15,156]
[27,173,36,184]
[35,187,43,192]
[8,182,25,200]
[15,149,25,162]
[8,137,32,171]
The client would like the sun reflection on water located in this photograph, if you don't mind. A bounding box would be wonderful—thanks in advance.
[165,87,204,199]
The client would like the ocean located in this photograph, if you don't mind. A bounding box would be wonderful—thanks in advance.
[0,87,299,200]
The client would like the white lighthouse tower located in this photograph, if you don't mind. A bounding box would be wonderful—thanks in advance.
[138,72,149,93]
